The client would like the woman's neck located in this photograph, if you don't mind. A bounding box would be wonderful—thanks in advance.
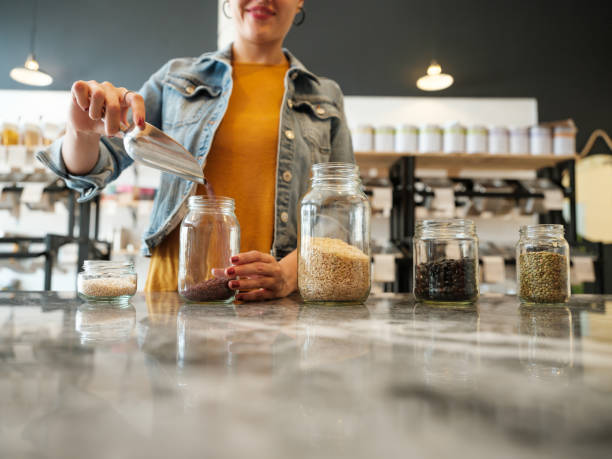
[232,39,286,65]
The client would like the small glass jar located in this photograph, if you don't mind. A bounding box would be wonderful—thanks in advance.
[395,124,418,152]
[488,126,509,154]
[77,260,137,303]
[517,224,570,304]
[466,125,488,154]
[529,126,552,155]
[298,162,371,304]
[413,219,479,303]
[443,122,466,153]
[418,124,442,153]
[179,196,240,303]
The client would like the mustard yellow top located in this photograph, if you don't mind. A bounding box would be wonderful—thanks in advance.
[145,60,289,292]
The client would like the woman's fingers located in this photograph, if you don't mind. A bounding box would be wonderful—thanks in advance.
[123,90,146,129]
[225,261,281,279]
[88,83,106,121]
[101,82,121,136]
[230,250,276,266]
[71,81,90,111]
[228,276,276,291]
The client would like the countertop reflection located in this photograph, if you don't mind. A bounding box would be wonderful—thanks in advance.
[1,291,612,459]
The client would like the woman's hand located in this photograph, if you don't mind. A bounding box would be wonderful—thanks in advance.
[69,80,146,137]
[63,80,146,175]
[224,250,298,302]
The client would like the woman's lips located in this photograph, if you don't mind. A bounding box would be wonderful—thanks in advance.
[247,6,275,20]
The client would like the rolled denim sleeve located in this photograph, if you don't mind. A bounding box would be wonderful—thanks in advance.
[35,136,127,202]
[329,84,355,164]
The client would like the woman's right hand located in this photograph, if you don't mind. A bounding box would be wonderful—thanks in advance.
[69,80,146,137]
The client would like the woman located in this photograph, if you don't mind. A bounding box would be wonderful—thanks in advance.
[37,0,353,301]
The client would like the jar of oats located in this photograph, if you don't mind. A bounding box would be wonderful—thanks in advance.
[77,261,137,304]
[298,163,371,304]
[517,224,570,304]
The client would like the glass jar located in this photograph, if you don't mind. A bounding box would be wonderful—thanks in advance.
[353,124,374,151]
[418,124,442,153]
[77,260,137,303]
[488,125,509,154]
[395,124,418,153]
[413,219,479,303]
[516,224,570,304]
[179,196,240,303]
[443,121,466,154]
[298,162,371,304]
[529,126,552,155]
[374,125,395,152]
[553,125,576,156]
[510,126,529,154]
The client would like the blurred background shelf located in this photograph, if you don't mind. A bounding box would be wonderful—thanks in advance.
[355,152,578,177]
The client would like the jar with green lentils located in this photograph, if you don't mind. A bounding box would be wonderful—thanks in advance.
[516,224,570,304]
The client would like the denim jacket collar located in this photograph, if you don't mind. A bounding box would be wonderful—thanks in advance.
[192,42,320,85]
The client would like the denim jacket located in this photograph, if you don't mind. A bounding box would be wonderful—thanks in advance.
[36,44,354,258]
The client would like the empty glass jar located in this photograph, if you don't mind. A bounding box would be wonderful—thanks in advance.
[298,162,371,304]
[77,260,137,303]
[178,196,240,303]
[413,219,479,303]
[517,224,570,304]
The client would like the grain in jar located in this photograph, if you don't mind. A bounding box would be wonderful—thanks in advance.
[77,261,137,303]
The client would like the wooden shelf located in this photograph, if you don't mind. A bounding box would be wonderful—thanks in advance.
[355,152,578,176]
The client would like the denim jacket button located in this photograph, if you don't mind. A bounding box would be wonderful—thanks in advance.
[280,211,289,223]
[284,129,295,140]
[290,72,298,80]
[315,106,325,115]
[185,86,195,94]
[287,99,294,109]
[282,170,292,182]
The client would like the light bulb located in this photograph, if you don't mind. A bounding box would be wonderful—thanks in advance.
[10,54,53,87]
[417,60,453,92]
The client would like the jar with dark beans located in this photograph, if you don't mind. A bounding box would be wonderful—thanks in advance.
[413,219,480,304]
[182,277,235,302]
[415,258,478,302]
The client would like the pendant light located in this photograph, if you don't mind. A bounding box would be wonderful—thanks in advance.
[416,0,453,92]
[416,60,454,91]
[10,0,53,87]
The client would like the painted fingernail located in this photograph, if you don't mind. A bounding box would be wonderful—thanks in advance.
[229,281,240,289]
[226,267,236,276]
[231,256,239,263]
[83,106,89,112]
[137,117,145,128]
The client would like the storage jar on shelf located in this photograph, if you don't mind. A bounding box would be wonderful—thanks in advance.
[298,162,371,304]
[516,224,570,304]
[418,124,442,153]
[510,126,530,154]
[374,125,395,152]
[466,125,487,154]
[395,124,418,153]
[443,122,466,154]
[178,196,240,303]
[353,124,374,151]
[553,125,576,156]
[529,126,552,155]
[488,126,509,154]
[413,219,479,304]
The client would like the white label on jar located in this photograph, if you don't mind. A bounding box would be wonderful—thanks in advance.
[571,256,596,283]
[543,189,564,211]
[482,256,505,283]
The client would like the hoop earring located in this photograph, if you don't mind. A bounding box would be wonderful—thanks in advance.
[293,7,305,26]
[223,0,232,19]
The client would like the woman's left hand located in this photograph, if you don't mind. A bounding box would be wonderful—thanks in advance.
[224,250,297,302]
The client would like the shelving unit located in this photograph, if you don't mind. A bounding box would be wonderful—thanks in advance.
[354,151,578,293]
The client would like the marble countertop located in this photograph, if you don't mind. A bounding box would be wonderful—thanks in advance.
[1,291,612,459]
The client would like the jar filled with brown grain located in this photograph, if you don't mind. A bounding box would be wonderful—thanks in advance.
[298,162,371,304]
[178,196,240,303]
[517,224,570,304]
[413,219,479,304]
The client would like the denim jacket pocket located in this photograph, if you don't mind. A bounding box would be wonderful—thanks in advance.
[162,73,221,128]
[293,100,340,163]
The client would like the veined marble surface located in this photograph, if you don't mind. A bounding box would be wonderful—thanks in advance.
[1,292,611,459]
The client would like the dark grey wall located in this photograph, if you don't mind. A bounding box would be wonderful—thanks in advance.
[285,0,612,148]
[0,0,217,91]
[2,0,611,148]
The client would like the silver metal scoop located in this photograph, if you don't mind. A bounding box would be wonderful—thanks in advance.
[116,123,205,184]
